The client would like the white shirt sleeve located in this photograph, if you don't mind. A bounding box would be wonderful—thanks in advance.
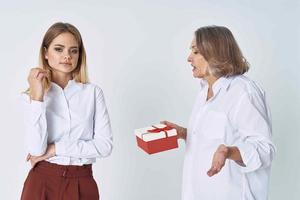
[55,87,113,159]
[231,90,276,173]
[21,93,48,156]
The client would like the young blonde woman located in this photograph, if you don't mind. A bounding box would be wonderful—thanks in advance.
[20,22,113,200]
[162,26,276,200]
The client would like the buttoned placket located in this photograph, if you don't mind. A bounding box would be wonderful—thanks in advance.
[64,88,72,165]
[54,82,73,165]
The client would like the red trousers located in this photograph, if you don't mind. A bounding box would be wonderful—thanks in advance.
[21,161,99,200]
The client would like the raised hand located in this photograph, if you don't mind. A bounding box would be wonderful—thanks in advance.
[207,144,228,177]
[27,68,49,101]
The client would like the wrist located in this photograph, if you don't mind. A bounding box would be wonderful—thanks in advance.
[30,92,44,101]
[226,146,245,166]
[179,127,187,139]
[226,146,233,159]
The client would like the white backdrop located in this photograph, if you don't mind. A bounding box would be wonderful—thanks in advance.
[0,0,299,199]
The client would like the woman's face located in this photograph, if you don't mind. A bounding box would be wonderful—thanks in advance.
[45,32,79,75]
[187,38,210,79]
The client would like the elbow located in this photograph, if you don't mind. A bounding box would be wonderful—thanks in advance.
[98,138,113,158]
[237,139,276,173]
[102,141,113,157]
[251,143,276,172]
[263,142,276,167]
[26,139,47,156]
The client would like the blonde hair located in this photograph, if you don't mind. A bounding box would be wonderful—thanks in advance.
[26,22,89,94]
[195,25,249,77]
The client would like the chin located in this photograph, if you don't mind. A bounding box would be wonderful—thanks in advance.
[193,72,204,79]
[51,67,75,74]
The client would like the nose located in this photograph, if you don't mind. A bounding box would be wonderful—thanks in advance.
[187,53,192,63]
[64,52,71,60]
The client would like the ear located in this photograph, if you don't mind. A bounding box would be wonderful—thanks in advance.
[44,47,48,59]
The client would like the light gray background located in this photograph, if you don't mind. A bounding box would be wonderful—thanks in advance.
[0,0,299,199]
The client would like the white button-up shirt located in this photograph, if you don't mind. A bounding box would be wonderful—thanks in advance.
[21,80,113,166]
[182,75,275,200]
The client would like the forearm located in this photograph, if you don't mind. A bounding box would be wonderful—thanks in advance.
[55,137,113,159]
[234,138,275,172]
[24,102,48,156]
[21,93,48,155]
[26,132,48,156]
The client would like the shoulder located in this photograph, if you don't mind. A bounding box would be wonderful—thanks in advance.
[82,82,103,92]
[80,82,105,99]
[229,75,266,98]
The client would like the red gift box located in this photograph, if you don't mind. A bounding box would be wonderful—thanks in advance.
[135,124,178,154]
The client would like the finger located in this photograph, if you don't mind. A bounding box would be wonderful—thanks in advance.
[208,165,220,177]
[33,68,47,72]
[30,157,41,168]
[36,73,42,81]
[33,69,42,78]
[30,160,35,168]
[39,155,47,161]
[33,155,44,161]
[160,121,175,127]
[31,162,37,168]
[30,155,39,160]
[207,167,217,177]
[31,68,46,78]
[36,154,48,163]
[211,163,223,176]
[26,154,31,161]
[160,120,168,125]
[36,72,47,81]
[32,70,39,79]
[44,71,50,78]
[214,161,222,170]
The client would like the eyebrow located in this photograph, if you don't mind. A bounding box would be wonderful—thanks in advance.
[54,44,79,49]
[190,45,198,50]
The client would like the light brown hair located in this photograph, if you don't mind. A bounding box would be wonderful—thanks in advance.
[195,25,249,77]
[27,22,89,94]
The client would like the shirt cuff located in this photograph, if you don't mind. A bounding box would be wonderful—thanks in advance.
[29,100,46,124]
[234,140,262,173]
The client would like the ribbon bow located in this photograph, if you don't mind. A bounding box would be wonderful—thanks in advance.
[147,125,173,137]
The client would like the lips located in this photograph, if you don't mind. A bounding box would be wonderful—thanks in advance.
[60,62,72,65]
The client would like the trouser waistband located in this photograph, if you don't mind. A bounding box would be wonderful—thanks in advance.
[33,161,93,178]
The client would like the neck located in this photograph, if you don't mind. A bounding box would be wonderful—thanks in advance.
[205,75,218,89]
[204,75,218,101]
[51,72,73,89]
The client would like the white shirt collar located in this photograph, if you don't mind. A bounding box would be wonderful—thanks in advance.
[48,79,83,99]
[50,79,82,91]
[199,76,233,94]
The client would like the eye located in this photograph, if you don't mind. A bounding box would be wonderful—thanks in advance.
[54,47,63,52]
[193,51,199,55]
[70,49,78,54]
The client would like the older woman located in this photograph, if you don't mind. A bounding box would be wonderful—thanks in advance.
[163,26,275,200]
